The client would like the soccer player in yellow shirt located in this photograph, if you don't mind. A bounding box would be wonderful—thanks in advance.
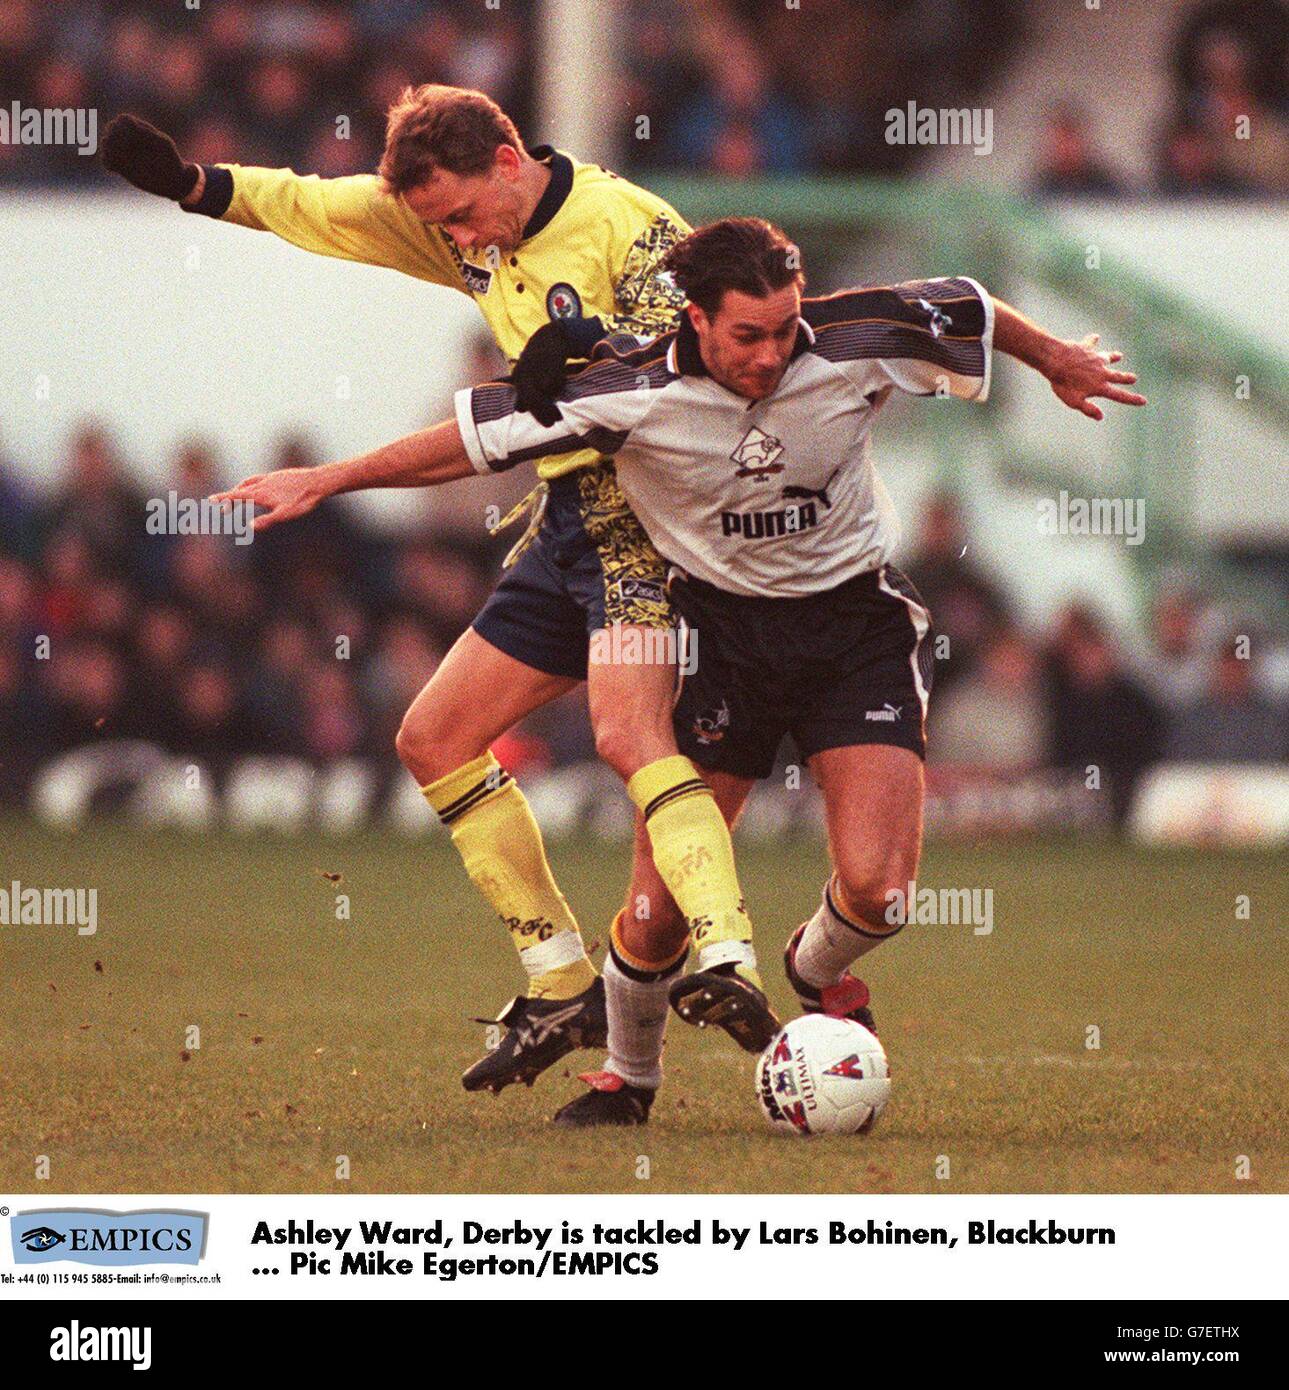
[101,86,776,1095]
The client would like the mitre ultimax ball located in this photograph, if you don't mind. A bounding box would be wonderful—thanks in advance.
[757,1015,891,1135]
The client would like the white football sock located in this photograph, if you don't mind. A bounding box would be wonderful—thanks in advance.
[602,950,674,1091]
[695,938,757,973]
[794,876,900,989]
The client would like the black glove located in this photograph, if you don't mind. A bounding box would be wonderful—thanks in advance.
[100,114,199,201]
[511,322,580,426]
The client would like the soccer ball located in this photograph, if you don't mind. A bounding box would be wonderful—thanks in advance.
[756,1014,891,1136]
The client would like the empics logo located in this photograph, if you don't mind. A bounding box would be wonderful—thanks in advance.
[11,1209,206,1266]
[19,1226,66,1253]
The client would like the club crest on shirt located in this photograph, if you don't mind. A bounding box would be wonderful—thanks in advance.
[546,282,582,320]
[461,262,494,296]
[731,425,785,478]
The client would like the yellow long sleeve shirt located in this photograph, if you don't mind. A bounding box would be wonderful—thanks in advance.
[184,147,690,480]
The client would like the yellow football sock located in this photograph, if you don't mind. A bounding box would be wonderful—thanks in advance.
[626,755,760,983]
[422,752,596,1000]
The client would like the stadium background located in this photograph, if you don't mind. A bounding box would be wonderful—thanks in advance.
[0,0,1285,1192]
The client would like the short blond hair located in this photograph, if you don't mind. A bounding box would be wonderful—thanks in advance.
[378,84,524,194]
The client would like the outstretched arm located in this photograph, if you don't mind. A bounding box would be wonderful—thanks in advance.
[992,298,1147,420]
[210,420,474,533]
[101,114,458,283]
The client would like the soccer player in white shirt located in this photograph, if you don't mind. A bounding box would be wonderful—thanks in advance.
[217,218,1144,1125]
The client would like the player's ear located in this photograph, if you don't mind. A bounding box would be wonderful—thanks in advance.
[493,144,522,176]
[686,302,708,335]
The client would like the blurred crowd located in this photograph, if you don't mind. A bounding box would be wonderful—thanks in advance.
[1033,0,1289,198]
[621,0,1021,175]
[1,431,1284,818]
[3,0,1284,191]
[0,0,1021,183]
[0,0,535,184]
[910,495,1288,821]
[0,419,597,802]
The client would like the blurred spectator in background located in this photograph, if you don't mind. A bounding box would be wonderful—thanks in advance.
[1156,116,1253,196]
[1031,103,1126,199]
[1134,582,1213,708]
[931,622,1047,771]
[129,603,194,734]
[0,445,39,562]
[1162,4,1289,196]
[170,660,253,776]
[1044,605,1165,823]
[0,553,38,648]
[1166,637,1288,762]
[1173,6,1289,194]
[38,638,132,752]
[903,492,1011,694]
[665,17,808,175]
[362,614,445,751]
[41,424,147,573]
[625,0,1022,176]
[300,662,371,763]
[0,641,38,798]
[1175,0,1289,117]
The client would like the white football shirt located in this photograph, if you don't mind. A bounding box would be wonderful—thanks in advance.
[455,277,993,598]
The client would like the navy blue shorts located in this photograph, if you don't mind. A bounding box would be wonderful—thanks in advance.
[671,564,935,780]
[471,463,672,681]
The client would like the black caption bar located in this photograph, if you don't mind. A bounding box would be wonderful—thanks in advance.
[0,1299,1273,1374]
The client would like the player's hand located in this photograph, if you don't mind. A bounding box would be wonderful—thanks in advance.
[511,322,580,426]
[101,114,200,201]
[210,470,326,532]
[1046,334,1147,421]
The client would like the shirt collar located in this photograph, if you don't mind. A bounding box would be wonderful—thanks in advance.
[520,146,574,241]
[667,311,816,379]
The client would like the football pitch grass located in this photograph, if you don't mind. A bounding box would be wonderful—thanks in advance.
[2,817,1284,1194]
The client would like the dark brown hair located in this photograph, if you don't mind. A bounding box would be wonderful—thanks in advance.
[662,218,805,316]
[378,84,524,194]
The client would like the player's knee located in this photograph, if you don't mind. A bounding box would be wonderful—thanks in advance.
[833,851,917,931]
[395,710,452,783]
[592,716,645,782]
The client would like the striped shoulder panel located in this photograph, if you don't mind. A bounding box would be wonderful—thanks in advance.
[804,283,987,376]
[561,337,675,403]
[803,281,986,337]
[591,331,656,359]
[470,380,519,426]
[804,286,933,331]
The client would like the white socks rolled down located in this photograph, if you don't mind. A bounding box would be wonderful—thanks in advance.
[794,876,901,989]
[602,947,683,1092]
